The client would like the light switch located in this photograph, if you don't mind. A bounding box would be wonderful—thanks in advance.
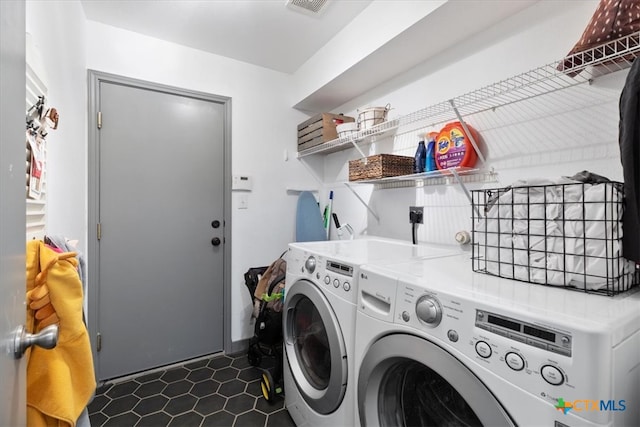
[238,194,249,209]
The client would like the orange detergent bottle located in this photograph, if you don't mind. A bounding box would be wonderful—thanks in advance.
[434,121,480,170]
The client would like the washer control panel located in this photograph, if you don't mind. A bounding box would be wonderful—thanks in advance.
[390,280,594,404]
[324,260,353,294]
[292,250,358,304]
[475,310,572,357]
[301,255,357,303]
[327,260,353,277]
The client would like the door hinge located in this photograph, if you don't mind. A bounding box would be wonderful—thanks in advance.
[97,111,102,129]
[97,223,102,240]
[97,333,102,352]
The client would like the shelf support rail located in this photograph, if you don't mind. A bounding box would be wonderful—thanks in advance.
[449,99,486,164]
[344,182,380,223]
[299,157,326,189]
[348,138,368,162]
[450,169,483,219]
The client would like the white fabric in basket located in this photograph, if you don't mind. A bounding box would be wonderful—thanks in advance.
[476,178,635,290]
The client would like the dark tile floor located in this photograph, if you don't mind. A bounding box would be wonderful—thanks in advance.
[88,352,295,427]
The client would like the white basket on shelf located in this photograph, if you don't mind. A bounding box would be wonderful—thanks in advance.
[357,103,391,130]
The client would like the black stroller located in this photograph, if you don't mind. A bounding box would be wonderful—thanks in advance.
[243,254,286,403]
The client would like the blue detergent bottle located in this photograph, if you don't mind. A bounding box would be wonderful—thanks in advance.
[414,138,426,173]
[425,132,437,172]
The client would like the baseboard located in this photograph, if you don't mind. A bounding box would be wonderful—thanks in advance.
[228,337,250,356]
[99,340,251,386]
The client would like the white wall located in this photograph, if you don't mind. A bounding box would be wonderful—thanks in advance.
[318,0,629,246]
[26,0,88,250]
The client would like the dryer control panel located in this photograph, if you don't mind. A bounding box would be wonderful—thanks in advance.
[391,280,613,418]
[475,310,572,357]
[288,248,359,304]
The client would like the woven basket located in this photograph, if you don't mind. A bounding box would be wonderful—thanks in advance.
[349,154,414,181]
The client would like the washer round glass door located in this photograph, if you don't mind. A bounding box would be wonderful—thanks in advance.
[358,334,514,426]
[283,279,348,414]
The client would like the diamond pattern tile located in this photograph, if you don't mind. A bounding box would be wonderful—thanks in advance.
[88,353,295,427]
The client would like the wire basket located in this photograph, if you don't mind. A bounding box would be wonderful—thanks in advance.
[471,181,639,296]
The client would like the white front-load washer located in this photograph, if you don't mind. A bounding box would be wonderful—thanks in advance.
[282,238,460,427]
[355,254,640,427]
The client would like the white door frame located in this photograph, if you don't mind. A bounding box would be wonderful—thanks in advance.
[86,70,233,377]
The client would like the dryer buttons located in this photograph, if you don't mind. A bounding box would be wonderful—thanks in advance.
[401,311,411,322]
[475,341,492,358]
[447,330,459,342]
[333,279,340,288]
[541,365,564,386]
[505,352,525,371]
[343,282,351,292]
[324,275,331,285]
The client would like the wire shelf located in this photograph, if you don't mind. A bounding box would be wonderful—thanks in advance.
[297,119,399,157]
[347,167,498,189]
[406,31,639,129]
[297,32,639,159]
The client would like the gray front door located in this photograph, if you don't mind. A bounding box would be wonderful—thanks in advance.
[1,0,26,424]
[89,73,229,380]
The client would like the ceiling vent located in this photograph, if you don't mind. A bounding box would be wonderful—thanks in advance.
[285,0,329,16]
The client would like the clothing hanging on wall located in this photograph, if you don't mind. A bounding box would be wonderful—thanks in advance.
[44,235,88,321]
[619,58,640,263]
[26,240,96,427]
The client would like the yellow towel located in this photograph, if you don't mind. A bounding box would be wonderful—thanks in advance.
[26,240,96,427]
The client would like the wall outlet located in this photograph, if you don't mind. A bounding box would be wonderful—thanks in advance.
[409,206,424,224]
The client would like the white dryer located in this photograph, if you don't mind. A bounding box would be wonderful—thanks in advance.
[282,238,459,427]
[355,254,640,427]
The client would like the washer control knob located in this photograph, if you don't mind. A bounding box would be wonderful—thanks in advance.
[343,282,351,292]
[415,295,442,326]
[505,352,525,371]
[305,256,316,273]
[402,311,410,322]
[475,341,492,358]
[333,279,340,288]
[541,365,564,386]
[324,275,331,285]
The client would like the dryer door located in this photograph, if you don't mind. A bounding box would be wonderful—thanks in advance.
[358,334,515,427]
[283,279,348,414]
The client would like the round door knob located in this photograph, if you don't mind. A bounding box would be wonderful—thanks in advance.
[211,220,221,228]
[211,237,221,246]
[13,324,58,359]
[415,295,442,327]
